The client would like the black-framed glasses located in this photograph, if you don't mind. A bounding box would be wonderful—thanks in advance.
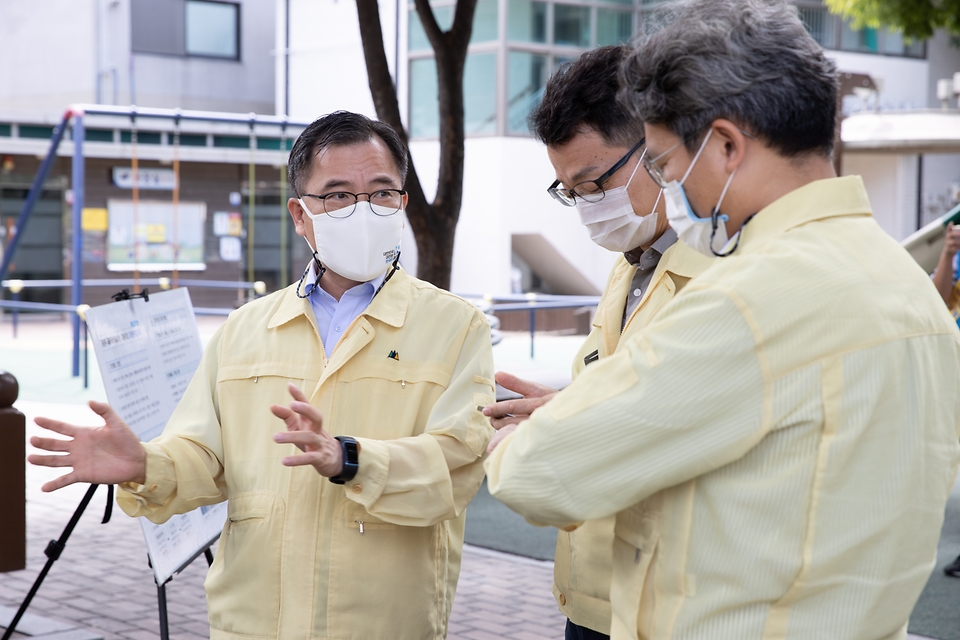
[547,139,645,207]
[299,189,406,219]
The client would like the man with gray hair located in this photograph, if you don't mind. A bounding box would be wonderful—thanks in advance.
[484,1,960,638]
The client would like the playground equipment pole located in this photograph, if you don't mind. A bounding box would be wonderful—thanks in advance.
[71,114,85,377]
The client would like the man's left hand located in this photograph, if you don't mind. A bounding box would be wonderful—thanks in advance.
[271,383,343,477]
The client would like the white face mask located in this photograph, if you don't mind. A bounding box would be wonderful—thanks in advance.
[575,151,659,252]
[663,129,738,257]
[299,199,403,282]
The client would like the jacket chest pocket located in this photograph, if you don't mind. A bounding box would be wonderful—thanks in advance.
[217,364,316,465]
[326,502,443,639]
[332,363,448,439]
[217,362,319,433]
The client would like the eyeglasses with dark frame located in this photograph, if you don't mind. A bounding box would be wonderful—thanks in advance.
[299,189,407,219]
[547,139,645,207]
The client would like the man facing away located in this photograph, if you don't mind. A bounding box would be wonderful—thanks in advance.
[485,2,960,639]
[29,111,496,640]
[483,45,712,640]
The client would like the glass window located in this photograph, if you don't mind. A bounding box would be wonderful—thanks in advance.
[904,37,925,58]
[411,53,497,137]
[508,0,547,43]
[185,0,239,59]
[797,6,837,49]
[881,28,904,55]
[410,58,440,137]
[508,52,548,134]
[840,22,879,54]
[472,0,499,43]
[409,5,454,50]
[554,4,590,47]
[596,9,632,46]
[465,53,498,135]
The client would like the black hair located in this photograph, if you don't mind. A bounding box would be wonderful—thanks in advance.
[288,111,409,195]
[529,45,646,148]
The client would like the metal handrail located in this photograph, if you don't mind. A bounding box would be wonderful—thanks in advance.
[2,279,261,291]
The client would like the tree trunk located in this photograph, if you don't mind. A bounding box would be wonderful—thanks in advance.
[355,0,477,291]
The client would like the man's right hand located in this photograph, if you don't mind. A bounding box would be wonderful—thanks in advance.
[28,400,147,492]
[482,371,558,430]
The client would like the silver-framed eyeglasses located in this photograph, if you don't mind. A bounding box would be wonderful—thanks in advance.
[547,139,645,207]
[643,128,756,189]
[299,189,406,218]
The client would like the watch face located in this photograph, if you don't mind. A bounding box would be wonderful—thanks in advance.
[344,441,359,463]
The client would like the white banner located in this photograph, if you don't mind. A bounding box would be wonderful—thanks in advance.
[85,288,227,585]
[112,167,177,190]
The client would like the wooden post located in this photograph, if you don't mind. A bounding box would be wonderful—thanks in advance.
[0,370,26,572]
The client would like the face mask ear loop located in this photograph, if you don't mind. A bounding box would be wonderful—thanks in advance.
[679,129,713,187]
[649,188,664,217]
[710,168,739,257]
[624,147,646,190]
[373,251,402,298]
[296,237,326,299]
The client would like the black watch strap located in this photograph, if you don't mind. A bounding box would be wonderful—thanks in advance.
[329,436,359,485]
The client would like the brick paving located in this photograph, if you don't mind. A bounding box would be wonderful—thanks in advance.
[0,400,566,640]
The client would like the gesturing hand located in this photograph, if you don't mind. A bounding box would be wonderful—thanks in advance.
[945,223,960,259]
[482,371,558,453]
[271,383,344,478]
[28,400,147,492]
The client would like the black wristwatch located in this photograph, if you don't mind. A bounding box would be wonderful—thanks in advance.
[329,436,359,485]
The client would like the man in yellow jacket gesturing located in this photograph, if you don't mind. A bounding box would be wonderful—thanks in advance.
[484,46,712,640]
[29,111,495,640]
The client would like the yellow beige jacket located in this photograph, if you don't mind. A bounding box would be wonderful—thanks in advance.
[555,242,713,634]
[117,268,496,640]
[487,176,960,640]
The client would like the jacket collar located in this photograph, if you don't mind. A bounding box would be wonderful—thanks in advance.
[268,266,411,331]
[738,175,872,252]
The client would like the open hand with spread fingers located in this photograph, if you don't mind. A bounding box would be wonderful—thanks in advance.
[28,400,147,492]
[271,383,343,477]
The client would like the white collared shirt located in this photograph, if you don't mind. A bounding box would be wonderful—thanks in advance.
[304,262,386,354]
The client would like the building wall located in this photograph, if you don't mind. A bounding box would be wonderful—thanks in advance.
[286,0,401,121]
[409,137,617,296]
[0,0,276,119]
[0,0,98,118]
[842,153,919,241]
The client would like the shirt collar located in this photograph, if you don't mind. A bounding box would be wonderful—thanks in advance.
[305,261,386,303]
[737,176,872,252]
[623,227,678,266]
[269,262,408,330]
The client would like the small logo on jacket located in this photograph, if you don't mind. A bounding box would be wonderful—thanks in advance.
[387,350,400,361]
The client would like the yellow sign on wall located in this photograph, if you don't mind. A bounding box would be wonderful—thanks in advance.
[81,207,108,232]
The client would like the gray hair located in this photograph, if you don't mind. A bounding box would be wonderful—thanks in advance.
[619,0,839,157]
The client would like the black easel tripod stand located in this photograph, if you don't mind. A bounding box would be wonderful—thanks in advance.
[1,483,113,640]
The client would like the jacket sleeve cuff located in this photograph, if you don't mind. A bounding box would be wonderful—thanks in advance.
[116,443,177,516]
[342,437,390,508]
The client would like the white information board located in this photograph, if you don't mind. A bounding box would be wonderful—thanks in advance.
[85,288,227,585]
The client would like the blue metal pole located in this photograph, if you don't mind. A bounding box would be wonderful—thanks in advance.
[11,291,18,338]
[0,111,73,282]
[71,115,85,377]
[529,308,535,359]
